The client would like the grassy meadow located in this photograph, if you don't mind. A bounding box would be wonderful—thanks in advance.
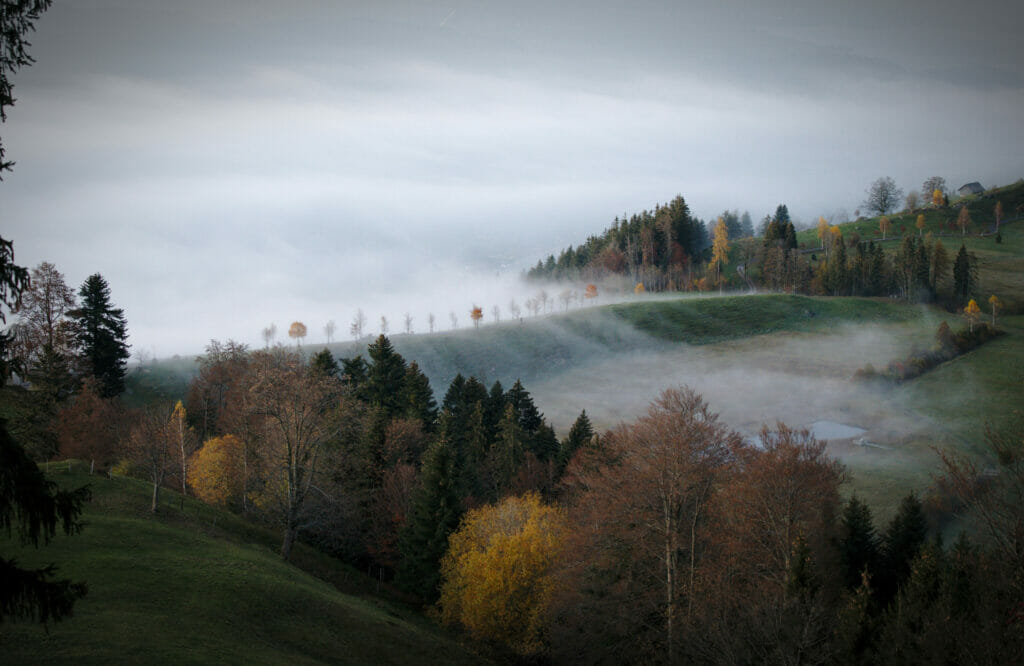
[0,466,485,665]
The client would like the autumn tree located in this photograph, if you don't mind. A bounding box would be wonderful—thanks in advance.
[128,403,179,513]
[963,299,981,332]
[169,401,197,507]
[438,492,567,655]
[863,177,904,216]
[556,387,737,664]
[287,321,307,348]
[994,200,1004,232]
[54,377,121,474]
[187,434,245,507]
[922,177,946,205]
[469,305,483,328]
[72,274,129,398]
[915,214,926,237]
[957,205,971,236]
[12,261,77,394]
[711,217,730,289]
[247,347,348,560]
[988,294,1002,327]
[932,188,946,207]
[878,215,891,240]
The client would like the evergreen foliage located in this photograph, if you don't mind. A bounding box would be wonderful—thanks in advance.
[73,274,129,398]
[838,495,879,591]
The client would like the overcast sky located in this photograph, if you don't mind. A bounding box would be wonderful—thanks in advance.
[4,0,1023,357]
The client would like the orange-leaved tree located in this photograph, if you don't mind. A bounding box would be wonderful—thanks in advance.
[634,282,645,294]
[469,305,483,328]
[438,492,567,655]
[584,283,598,299]
[916,214,926,237]
[988,294,1003,328]
[188,434,245,507]
[932,188,944,207]
[879,215,891,240]
[963,299,981,332]
[288,321,307,347]
[957,205,971,236]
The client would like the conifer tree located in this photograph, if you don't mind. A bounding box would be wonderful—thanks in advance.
[838,496,879,591]
[365,335,406,415]
[399,361,436,429]
[952,244,975,303]
[559,410,594,470]
[395,419,464,602]
[877,493,929,605]
[506,379,542,433]
[73,274,129,398]
[309,348,339,378]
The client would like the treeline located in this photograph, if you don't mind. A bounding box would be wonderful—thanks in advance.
[527,196,756,289]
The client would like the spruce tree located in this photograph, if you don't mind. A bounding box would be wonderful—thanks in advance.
[73,274,129,398]
[839,495,880,591]
[878,493,929,605]
[952,244,975,304]
[399,361,436,429]
[339,354,368,399]
[395,420,463,602]
[309,348,339,378]
[506,379,542,433]
[365,335,406,415]
[559,410,594,470]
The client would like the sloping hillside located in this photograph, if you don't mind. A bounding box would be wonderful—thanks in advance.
[0,466,485,665]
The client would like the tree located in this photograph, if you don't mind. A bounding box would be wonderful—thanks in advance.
[584,283,597,300]
[247,347,347,560]
[396,427,464,602]
[838,495,879,591]
[12,262,77,385]
[2,231,91,626]
[54,377,120,474]
[72,274,129,398]
[877,493,929,605]
[170,401,197,507]
[309,348,339,379]
[379,315,388,336]
[349,309,366,340]
[905,190,919,211]
[403,312,413,334]
[963,299,981,332]
[449,311,457,329]
[128,402,178,513]
[878,215,892,240]
[988,294,1002,328]
[1,0,52,175]
[490,305,500,323]
[557,387,737,663]
[187,434,245,507]
[469,305,483,328]
[427,312,435,333]
[816,216,829,249]
[953,244,976,303]
[863,177,904,216]
[261,323,276,347]
[711,217,730,289]
[438,492,567,655]
[558,410,593,471]
[994,200,1004,232]
[323,319,336,344]
[922,177,946,204]
[957,205,971,236]
[915,214,926,237]
[287,321,307,348]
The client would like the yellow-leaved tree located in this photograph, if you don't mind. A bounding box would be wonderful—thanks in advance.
[932,188,944,207]
[288,321,307,347]
[963,299,981,332]
[711,217,729,290]
[957,205,971,236]
[469,305,483,328]
[188,434,245,507]
[438,492,567,655]
[916,214,926,237]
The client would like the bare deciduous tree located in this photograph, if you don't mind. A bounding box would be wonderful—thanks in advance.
[863,176,904,216]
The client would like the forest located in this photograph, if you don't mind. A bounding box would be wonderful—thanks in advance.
[3,227,1023,662]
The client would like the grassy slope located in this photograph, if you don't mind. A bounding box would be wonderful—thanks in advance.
[0,467,484,665]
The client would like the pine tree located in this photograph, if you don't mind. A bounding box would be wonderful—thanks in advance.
[339,354,368,400]
[878,493,929,605]
[839,495,879,591]
[365,335,406,415]
[395,424,463,602]
[952,244,975,304]
[73,274,129,398]
[399,361,436,429]
[309,348,339,378]
[506,379,542,433]
[559,410,594,471]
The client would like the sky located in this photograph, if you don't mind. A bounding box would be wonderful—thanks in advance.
[4,0,1023,357]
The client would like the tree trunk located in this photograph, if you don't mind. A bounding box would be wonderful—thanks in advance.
[151,482,160,513]
[281,523,297,561]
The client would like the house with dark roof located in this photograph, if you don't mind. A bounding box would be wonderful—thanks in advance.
[958,182,984,196]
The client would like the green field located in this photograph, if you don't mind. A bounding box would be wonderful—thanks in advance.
[0,466,485,665]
